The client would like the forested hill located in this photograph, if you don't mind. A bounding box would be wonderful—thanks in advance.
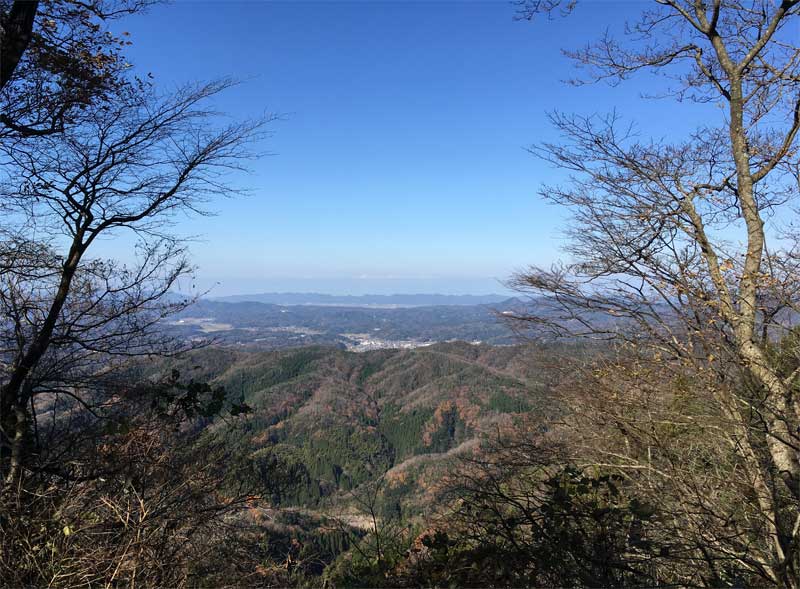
[156,342,567,514]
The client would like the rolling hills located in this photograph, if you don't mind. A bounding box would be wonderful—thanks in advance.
[157,341,569,517]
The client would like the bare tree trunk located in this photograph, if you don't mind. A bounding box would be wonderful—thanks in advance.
[0,238,83,480]
[0,1,39,91]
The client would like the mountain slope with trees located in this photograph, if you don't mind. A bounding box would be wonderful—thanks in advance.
[151,342,566,515]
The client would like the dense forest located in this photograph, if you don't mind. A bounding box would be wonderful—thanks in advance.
[2,0,800,587]
[150,342,563,509]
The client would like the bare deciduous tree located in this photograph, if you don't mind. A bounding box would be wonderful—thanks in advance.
[510,2,800,585]
[0,79,265,483]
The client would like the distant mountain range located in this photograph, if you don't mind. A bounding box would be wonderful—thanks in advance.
[208,292,512,307]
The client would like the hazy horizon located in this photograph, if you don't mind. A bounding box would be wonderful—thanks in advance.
[179,275,517,298]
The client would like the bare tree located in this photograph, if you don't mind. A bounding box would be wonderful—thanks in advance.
[558,346,800,586]
[510,2,800,586]
[0,79,265,483]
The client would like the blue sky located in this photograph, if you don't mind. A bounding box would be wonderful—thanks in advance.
[104,0,711,295]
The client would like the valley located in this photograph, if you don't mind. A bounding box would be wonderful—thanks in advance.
[167,297,524,350]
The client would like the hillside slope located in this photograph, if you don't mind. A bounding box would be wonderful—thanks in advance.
[162,342,567,517]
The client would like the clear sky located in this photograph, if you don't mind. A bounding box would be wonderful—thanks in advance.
[102,0,712,296]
